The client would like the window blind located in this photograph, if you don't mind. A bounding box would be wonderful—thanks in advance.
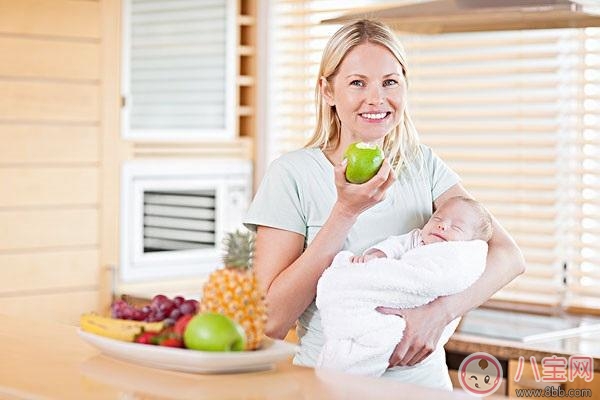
[404,29,576,308]
[122,0,236,140]
[269,1,600,314]
[563,28,600,311]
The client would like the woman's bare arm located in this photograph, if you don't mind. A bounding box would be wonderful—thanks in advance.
[254,159,395,339]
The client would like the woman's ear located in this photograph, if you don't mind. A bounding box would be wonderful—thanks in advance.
[320,77,335,107]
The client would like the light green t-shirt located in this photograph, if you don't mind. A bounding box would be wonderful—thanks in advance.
[243,145,460,374]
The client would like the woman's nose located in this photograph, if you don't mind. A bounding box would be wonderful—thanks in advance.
[367,86,384,105]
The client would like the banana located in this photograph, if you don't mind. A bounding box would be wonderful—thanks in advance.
[79,313,165,342]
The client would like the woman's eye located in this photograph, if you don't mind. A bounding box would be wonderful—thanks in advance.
[350,80,364,87]
[383,79,399,87]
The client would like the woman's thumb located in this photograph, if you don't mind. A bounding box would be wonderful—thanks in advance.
[375,306,399,315]
[334,158,348,183]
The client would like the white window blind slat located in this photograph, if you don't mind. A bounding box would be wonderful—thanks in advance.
[122,0,236,140]
[131,6,225,25]
[131,0,225,13]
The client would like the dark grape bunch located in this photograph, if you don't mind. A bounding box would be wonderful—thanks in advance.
[111,295,199,325]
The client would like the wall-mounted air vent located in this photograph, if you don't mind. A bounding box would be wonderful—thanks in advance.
[120,159,252,282]
[143,190,217,252]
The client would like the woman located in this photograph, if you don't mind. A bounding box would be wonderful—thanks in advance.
[243,20,524,390]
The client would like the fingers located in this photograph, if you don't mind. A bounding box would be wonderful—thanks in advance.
[388,340,410,368]
[388,342,404,368]
[351,255,370,263]
[365,160,395,201]
[365,159,393,189]
[406,347,434,366]
[380,160,397,191]
[388,342,433,368]
[334,158,348,187]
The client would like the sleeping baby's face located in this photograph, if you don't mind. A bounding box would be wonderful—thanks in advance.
[421,199,479,244]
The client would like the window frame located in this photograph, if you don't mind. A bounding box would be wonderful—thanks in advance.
[120,0,238,142]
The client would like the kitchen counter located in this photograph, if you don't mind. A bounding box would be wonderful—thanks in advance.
[446,308,600,371]
[0,315,490,400]
[444,308,600,397]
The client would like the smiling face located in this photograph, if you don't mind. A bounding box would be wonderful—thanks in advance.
[459,353,503,396]
[321,42,407,148]
[421,198,481,244]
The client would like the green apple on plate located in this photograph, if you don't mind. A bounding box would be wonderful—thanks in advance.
[344,142,385,184]
[183,312,246,352]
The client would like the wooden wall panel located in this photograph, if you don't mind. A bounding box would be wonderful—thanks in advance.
[0,209,98,251]
[0,167,98,207]
[0,37,100,80]
[98,0,126,315]
[0,250,99,293]
[0,291,99,325]
[0,0,103,324]
[0,0,100,39]
[0,81,99,122]
[0,125,99,164]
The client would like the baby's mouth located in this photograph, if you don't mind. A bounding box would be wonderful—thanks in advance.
[431,233,446,241]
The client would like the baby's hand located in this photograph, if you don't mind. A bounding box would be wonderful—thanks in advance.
[350,254,377,263]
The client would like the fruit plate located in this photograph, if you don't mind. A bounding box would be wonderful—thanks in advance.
[78,329,298,374]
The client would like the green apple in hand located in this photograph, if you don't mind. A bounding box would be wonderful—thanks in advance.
[183,312,246,351]
[344,142,385,184]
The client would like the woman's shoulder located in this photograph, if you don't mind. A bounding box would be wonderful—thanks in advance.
[276,147,323,163]
[409,144,442,168]
[269,147,328,173]
[417,143,434,158]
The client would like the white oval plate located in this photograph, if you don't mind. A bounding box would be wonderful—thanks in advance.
[78,329,298,374]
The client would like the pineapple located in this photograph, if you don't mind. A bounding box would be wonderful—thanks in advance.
[200,230,267,350]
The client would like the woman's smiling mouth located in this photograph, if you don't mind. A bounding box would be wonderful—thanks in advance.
[359,112,391,121]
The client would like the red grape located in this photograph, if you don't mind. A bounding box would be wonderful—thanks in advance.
[110,295,197,323]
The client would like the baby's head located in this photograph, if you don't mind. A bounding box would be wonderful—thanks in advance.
[421,196,493,245]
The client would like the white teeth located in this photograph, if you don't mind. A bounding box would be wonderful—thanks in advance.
[362,112,387,120]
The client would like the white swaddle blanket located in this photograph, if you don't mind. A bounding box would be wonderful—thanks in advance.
[315,240,488,377]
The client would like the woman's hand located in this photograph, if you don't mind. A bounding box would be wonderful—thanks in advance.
[333,158,396,218]
[376,301,449,367]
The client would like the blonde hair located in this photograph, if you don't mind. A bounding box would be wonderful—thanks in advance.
[305,19,421,174]
[445,196,494,242]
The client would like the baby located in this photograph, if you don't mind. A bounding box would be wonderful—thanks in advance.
[316,196,493,380]
[351,195,493,264]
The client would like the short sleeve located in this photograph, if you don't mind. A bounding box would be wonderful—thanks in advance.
[421,145,461,201]
[364,235,408,259]
[243,158,307,236]
[364,230,419,259]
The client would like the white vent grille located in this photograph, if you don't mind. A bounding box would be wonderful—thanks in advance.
[143,190,216,252]
[121,0,236,140]
[120,159,252,282]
